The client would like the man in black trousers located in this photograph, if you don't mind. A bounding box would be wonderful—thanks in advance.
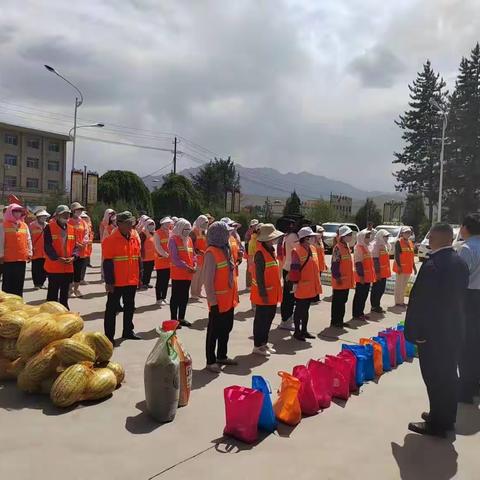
[405,223,469,437]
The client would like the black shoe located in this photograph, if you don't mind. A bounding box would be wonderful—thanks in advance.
[293,332,306,341]
[372,307,385,314]
[302,331,315,339]
[122,332,142,340]
[421,412,430,422]
[179,320,192,327]
[408,421,447,438]
[147,284,154,289]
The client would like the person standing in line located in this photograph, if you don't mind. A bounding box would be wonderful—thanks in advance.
[102,211,142,343]
[458,213,480,403]
[0,203,32,297]
[204,221,239,372]
[154,217,173,306]
[44,205,78,309]
[139,218,156,290]
[190,215,209,297]
[312,225,327,304]
[221,217,243,278]
[245,219,259,288]
[100,209,117,241]
[169,218,196,327]
[279,220,299,331]
[330,225,355,328]
[289,227,322,341]
[251,223,283,356]
[80,211,94,282]
[405,223,469,437]
[29,209,50,290]
[352,229,375,320]
[68,202,90,298]
[370,229,391,314]
[393,226,417,307]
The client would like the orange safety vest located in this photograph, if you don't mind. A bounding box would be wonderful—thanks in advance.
[84,220,94,257]
[68,218,88,258]
[331,242,355,290]
[316,243,326,272]
[229,235,241,277]
[354,244,376,284]
[205,246,238,313]
[154,228,170,270]
[251,242,282,305]
[393,238,415,275]
[3,220,29,262]
[293,244,322,299]
[170,235,194,281]
[378,247,392,279]
[29,221,46,260]
[102,229,141,287]
[193,227,208,267]
[44,221,76,274]
[142,234,155,262]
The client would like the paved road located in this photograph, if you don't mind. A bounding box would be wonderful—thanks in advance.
[0,246,478,480]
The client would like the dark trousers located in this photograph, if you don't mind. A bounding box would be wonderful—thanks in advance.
[142,260,154,286]
[155,268,170,300]
[331,289,349,326]
[371,278,387,308]
[2,261,26,297]
[73,257,86,283]
[170,279,191,320]
[293,298,312,333]
[32,258,47,287]
[419,342,459,430]
[47,273,73,309]
[104,285,137,341]
[280,269,296,322]
[253,305,277,347]
[352,282,371,318]
[206,307,234,364]
[459,290,480,400]
[80,257,89,281]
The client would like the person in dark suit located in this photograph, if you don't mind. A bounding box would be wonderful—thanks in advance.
[405,223,469,437]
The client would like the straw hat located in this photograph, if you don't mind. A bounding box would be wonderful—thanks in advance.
[257,223,284,242]
[338,225,353,237]
[298,226,321,240]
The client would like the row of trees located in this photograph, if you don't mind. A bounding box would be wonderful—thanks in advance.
[394,42,480,223]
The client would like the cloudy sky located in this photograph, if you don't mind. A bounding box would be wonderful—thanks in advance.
[1,0,479,192]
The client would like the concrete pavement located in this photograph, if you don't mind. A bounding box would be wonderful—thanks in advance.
[0,245,478,480]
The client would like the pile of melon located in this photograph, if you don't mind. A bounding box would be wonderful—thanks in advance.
[0,292,125,408]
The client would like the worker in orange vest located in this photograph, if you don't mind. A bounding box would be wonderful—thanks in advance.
[169,218,196,327]
[204,221,239,372]
[393,226,417,307]
[100,209,117,241]
[289,227,323,341]
[370,229,392,313]
[330,225,355,328]
[0,203,32,296]
[102,211,142,343]
[221,217,244,277]
[312,225,327,304]
[352,229,375,320]
[139,218,156,290]
[154,216,173,306]
[29,208,51,290]
[251,223,284,355]
[44,205,78,308]
[80,211,94,283]
[190,215,209,297]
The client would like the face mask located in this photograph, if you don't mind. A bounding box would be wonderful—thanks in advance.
[37,216,48,225]
[57,217,68,226]
[73,210,82,218]
[147,225,155,233]
[12,211,23,220]
[182,228,192,237]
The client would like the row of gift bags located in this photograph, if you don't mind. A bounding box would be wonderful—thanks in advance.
[223,324,416,443]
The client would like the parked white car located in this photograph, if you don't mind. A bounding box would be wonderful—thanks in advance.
[417,226,464,261]
[321,222,360,252]
[375,225,415,257]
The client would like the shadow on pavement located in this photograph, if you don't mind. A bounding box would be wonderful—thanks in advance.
[81,291,106,300]
[189,317,209,331]
[391,433,458,480]
[82,310,105,322]
[318,327,348,342]
[455,401,480,436]
[211,431,270,453]
[388,305,407,315]
[125,400,167,434]
[235,309,254,321]
[220,353,269,376]
[137,328,160,341]
[135,303,160,315]
[191,368,219,390]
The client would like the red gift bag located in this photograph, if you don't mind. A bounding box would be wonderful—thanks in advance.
[292,365,319,416]
[338,350,358,392]
[325,355,350,400]
[223,386,264,443]
[307,359,333,409]
[379,331,397,368]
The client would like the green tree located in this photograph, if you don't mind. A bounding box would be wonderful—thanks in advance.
[283,191,302,216]
[355,198,382,230]
[151,173,202,221]
[393,60,448,222]
[308,200,338,224]
[98,170,152,214]
[402,193,427,236]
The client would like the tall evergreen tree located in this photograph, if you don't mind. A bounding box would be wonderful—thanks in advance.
[402,193,427,236]
[393,61,448,222]
[355,198,382,230]
[445,43,480,222]
[283,191,302,216]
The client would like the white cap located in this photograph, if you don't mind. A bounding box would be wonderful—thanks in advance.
[316,225,325,233]
[338,225,353,237]
[401,226,412,234]
[35,209,50,218]
[250,219,259,227]
[80,212,89,218]
[298,226,320,240]
[160,216,174,225]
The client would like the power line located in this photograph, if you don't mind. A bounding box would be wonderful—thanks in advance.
[77,135,174,152]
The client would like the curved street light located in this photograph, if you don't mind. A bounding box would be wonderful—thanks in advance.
[69,123,104,140]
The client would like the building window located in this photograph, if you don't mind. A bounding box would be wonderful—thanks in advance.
[48,142,60,152]
[26,178,39,189]
[48,180,59,191]
[4,154,17,166]
[48,160,60,171]
[27,138,40,149]
[4,134,18,146]
[5,176,17,188]
[26,157,39,169]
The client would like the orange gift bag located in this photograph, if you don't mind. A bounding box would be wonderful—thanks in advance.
[273,371,302,426]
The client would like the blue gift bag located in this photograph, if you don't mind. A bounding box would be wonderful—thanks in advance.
[372,336,391,371]
[396,325,415,359]
[342,344,374,384]
[252,375,277,433]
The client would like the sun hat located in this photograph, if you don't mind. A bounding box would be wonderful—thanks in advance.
[70,202,85,211]
[401,226,412,234]
[250,219,259,227]
[316,225,325,233]
[55,205,71,216]
[160,216,174,225]
[257,223,284,243]
[35,209,50,218]
[298,226,321,240]
[338,225,353,237]
[116,211,136,225]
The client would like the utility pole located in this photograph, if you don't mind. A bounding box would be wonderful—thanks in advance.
[173,137,177,174]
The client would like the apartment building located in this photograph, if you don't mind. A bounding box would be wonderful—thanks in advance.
[0,122,69,202]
